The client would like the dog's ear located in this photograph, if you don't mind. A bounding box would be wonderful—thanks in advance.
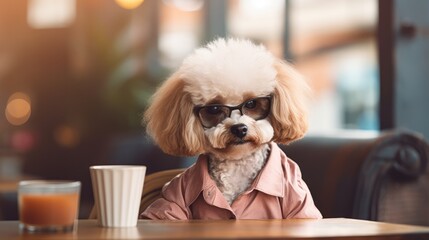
[270,60,310,144]
[144,73,205,156]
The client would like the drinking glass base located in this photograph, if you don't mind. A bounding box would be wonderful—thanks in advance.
[20,223,76,233]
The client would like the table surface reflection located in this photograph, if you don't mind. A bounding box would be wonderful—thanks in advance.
[1,218,429,239]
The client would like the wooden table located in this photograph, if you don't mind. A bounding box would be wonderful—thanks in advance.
[1,218,429,239]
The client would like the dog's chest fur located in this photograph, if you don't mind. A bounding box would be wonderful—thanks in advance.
[208,144,270,205]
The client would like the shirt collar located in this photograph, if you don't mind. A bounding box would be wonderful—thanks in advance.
[184,154,220,206]
[185,142,285,205]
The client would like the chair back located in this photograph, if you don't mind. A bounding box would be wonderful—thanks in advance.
[284,130,429,226]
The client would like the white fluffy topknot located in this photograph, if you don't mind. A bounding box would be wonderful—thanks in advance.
[179,38,277,105]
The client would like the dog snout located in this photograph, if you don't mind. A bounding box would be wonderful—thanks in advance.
[230,124,248,138]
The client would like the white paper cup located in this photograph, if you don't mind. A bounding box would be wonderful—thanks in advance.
[90,165,146,227]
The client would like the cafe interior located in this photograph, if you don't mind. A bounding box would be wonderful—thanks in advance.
[0,0,428,228]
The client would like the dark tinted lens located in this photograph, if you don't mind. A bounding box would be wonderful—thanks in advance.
[242,97,270,120]
[198,106,229,128]
[244,99,257,109]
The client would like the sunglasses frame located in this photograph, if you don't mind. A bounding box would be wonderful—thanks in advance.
[194,95,272,128]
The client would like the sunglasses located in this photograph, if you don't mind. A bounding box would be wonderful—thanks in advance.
[194,96,272,128]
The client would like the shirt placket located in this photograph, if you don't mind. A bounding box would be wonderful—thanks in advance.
[202,185,238,219]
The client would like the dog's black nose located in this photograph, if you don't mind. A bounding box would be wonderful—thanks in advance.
[230,124,248,138]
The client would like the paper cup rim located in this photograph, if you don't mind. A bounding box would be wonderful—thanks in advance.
[90,165,146,170]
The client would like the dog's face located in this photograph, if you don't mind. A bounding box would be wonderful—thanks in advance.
[144,38,309,158]
[193,94,275,160]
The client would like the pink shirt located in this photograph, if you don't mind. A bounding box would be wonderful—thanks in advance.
[141,142,322,220]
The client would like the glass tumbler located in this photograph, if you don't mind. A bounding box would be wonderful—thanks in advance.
[18,180,81,233]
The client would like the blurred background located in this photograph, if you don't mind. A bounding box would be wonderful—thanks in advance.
[0,0,428,219]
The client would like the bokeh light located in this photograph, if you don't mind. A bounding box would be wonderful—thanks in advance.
[11,130,36,152]
[5,92,32,126]
[54,125,81,148]
[163,0,204,12]
[27,0,76,29]
[115,0,144,9]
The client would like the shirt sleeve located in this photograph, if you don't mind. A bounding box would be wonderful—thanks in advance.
[140,173,191,220]
[282,158,323,219]
[140,197,189,220]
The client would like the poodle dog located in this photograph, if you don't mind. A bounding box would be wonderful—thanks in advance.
[141,38,322,220]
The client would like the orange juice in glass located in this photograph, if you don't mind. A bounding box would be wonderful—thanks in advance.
[18,180,80,233]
